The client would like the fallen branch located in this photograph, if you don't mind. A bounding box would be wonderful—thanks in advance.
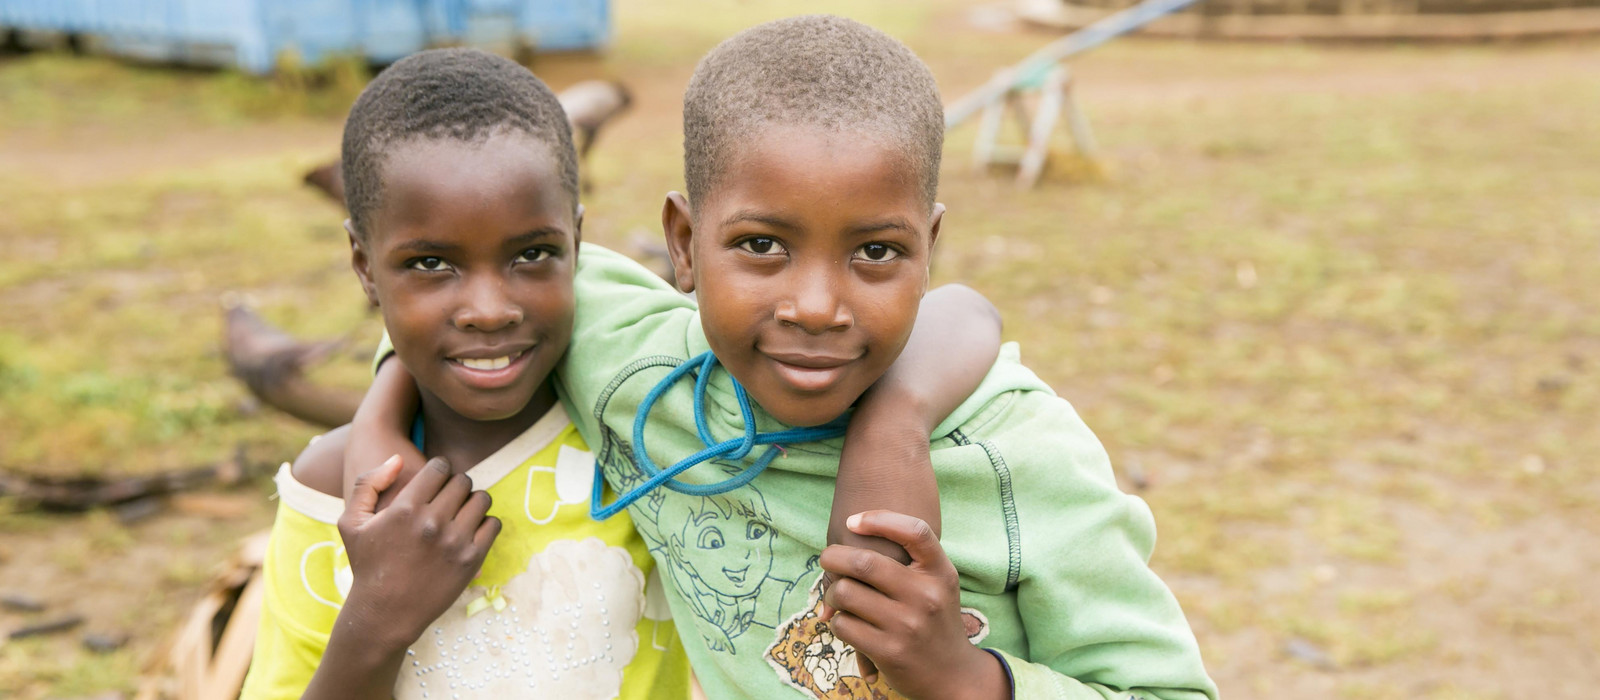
[0,445,264,511]
[222,300,363,429]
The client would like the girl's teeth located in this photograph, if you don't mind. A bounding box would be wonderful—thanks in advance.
[459,354,515,371]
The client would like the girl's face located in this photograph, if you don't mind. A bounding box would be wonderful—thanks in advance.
[351,133,580,423]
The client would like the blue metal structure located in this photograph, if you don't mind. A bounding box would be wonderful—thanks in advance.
[0,0,610,74]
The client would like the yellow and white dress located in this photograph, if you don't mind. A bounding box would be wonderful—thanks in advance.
[240,407,688,700]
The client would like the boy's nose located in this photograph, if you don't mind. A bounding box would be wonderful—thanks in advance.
[774,268,853,334]
[453,277,524,332]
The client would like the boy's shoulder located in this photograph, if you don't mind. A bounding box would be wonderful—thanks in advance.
[289,425,352,498]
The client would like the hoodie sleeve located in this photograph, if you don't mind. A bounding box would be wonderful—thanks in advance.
[969,391,1219,700]
[554,243,697,449]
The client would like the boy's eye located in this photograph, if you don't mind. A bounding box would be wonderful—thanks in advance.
[855,243,901,262]
[738,237,786,255]
[516,248,552,263]
[409,257,449,272]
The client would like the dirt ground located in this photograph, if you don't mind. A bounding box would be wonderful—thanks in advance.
[2,1,1597,698]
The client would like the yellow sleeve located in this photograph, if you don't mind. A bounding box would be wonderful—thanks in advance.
[240,493,345,700]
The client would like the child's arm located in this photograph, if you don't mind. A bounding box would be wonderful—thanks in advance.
[305,456,500,700]
[342,353,425,502]
[830,284,1001,562]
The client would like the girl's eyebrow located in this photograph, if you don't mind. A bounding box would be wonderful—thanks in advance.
[392,238,458,255]
[505,228,566,247]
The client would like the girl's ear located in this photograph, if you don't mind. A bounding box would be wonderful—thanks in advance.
[661,192,696,293]
[573,203,585,261]
[347,220,380,308]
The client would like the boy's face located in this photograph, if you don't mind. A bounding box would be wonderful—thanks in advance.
[664,125,942,428]
[350,134,579,422]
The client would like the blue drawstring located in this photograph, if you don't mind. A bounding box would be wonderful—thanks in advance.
[591,351,849,520]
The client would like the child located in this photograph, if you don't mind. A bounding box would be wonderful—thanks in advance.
[550,17,1219,700]
[358,16,1218,700]
[243,47,1002,700]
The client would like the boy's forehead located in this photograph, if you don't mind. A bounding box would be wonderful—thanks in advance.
[700,125,930,227]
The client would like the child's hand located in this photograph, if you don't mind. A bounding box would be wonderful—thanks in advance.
[819,510,1009,700]
[344,431,425,510]
[336,455,501,651]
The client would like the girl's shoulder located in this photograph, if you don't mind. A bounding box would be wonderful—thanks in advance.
[289,425,352,498]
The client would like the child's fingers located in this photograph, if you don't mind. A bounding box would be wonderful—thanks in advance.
[819,544,917,600]
[346,455,404,518]
[395,456,453,508]
[472,514,503,551]
[826,611,889,674]
[846,510,950,572]
[429,471,474,515]
[821,574,898,630]
[450,491,493,532]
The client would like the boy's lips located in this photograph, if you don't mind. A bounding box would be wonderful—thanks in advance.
[760,349,857,394]
[446,347,533,389]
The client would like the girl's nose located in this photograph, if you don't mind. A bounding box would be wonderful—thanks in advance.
[453,277,524,332]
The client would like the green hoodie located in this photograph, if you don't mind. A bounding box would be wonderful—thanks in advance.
[552,244,1217,700]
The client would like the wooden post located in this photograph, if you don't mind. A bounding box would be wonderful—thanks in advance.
[1017,65,1068,188]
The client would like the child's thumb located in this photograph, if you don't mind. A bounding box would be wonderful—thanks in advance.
[347,455,404,518]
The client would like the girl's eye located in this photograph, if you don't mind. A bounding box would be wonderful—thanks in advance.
[517,248,552,263]
[855,243,901,262]
[410,257,448,272]
[738,237,786,255]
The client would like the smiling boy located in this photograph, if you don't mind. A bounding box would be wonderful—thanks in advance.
[548,16,1220,700]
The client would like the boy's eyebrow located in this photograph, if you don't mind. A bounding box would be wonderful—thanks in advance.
[721,212,915,237]
[722,210,800,232]
[845,218,914,236]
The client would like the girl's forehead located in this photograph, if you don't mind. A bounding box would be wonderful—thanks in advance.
[374,137,575,232]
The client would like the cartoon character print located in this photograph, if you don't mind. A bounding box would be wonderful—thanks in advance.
[597,422,812,654]
[652,469,814,653]
[765,577,991,699]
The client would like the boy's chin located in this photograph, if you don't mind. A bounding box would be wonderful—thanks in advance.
[752,390,856,429]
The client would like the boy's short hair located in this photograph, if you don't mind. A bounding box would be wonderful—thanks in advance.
[341,48,579,237]
[682,15,945,212]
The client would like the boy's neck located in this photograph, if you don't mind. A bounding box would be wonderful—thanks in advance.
[415,380,561,473]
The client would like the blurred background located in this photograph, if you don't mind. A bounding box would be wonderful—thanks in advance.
[0,0,1596,698]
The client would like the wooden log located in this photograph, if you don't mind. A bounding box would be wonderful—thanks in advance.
[0,447,256,511]
[222,302,362,430]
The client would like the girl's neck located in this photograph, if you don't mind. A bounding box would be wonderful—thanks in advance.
[415,381,560,473]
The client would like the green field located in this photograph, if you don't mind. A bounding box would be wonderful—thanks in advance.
[1,1,1597,697]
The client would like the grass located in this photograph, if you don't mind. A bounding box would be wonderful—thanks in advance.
[3,2,1599,697]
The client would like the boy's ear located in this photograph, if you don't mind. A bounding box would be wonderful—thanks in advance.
[661,192,696,293]
[927,203,945,257]
[346,220,380,308]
